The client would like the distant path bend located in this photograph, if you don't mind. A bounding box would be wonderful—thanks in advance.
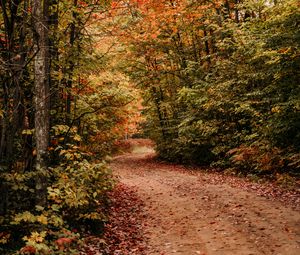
[111,143,300,255]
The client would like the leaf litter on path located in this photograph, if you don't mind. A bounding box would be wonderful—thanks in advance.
[109,141,300,255]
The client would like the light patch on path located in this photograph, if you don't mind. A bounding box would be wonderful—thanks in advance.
[111,147,300,255]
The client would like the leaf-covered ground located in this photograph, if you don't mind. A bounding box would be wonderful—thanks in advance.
[108,140,300,255]
[79,183,147,255]
[103,183,148,254]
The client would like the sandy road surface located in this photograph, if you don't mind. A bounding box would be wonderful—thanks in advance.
[111,146,300,255]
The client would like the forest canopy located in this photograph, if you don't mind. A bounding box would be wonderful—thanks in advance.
[118,0,300,174]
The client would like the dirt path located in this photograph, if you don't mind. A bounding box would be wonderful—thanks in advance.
[110,145,300,255]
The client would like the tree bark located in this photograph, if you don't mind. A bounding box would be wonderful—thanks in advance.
[235,0,239,23]
[33,0,50,207]
[66,0,78,125]
[152,87,166,140]
[203,29,211,65]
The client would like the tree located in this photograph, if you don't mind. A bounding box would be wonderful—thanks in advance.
[0,0,136,253]
[33,0,50,207]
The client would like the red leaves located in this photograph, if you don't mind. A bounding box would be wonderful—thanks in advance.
[198,171,300,210]
[103,183,148,254]
[55,237,75,251]
[20,246,36,254]
[78,1,88,7]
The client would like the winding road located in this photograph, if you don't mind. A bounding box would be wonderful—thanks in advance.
[111,142,300,255]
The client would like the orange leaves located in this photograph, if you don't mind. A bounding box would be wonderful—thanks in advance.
[228,144,286,173]
[78,1,88,7]
[214,0,222,8]
[120,0,215,47]
[129,0,151,8]
[228,145,259,163]
[111,1,118,9]
[55,237,76,251]
[129,0,146,6]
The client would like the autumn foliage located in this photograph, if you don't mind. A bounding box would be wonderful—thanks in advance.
[0,0,299,254]
[116,0,300,179]
[0,0,136,254]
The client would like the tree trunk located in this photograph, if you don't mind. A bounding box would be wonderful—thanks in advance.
[152,87,166,140]
[235,0,239,23]
[203,29,211,65]
[33,0,50,207]
[66,0,78,125]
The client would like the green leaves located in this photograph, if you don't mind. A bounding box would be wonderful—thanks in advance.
[49,147,114,220]
[123,0,299,174]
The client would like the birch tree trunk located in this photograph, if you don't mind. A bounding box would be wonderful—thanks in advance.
[33,0,50,207]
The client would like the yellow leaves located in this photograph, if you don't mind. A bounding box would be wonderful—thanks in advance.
[52,69,64,81]
[79,212,103,220]
[21,232,50,255]
[49,214,64,227]
[59,149,82,160]
[73,134,82,142]
[13,211,49,225]
[271,106,281,113]
[37,215,48,225]
[0,232,10,244]
[48,187,62,204]
[23,231,47,243]
[59,149,67,156]
[35,205,45,211]
[13,211,36,224]
[22,129,35,135]
[52,125,69,135]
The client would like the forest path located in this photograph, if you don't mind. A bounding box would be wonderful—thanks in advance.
[110,142,300,255]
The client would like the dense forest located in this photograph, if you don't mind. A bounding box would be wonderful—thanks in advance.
[0,0,299,254]
[123,0,300,172]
